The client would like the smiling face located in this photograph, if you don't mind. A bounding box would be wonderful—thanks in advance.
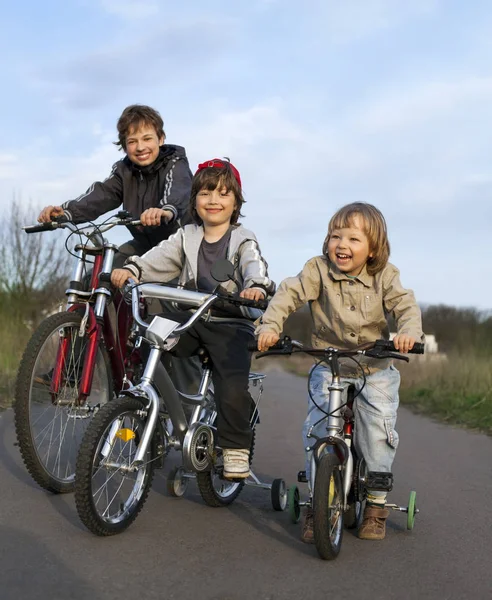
[327,214,373,276]
[195,184,237,228]
[125,122,164,167]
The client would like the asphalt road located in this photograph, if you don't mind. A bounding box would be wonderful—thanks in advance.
[1,370,491,600]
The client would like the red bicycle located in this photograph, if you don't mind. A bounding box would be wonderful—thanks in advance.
[14,213,145,493]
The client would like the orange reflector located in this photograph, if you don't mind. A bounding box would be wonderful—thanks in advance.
[115,428,136,442]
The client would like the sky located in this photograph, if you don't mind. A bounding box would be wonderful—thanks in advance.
[1,0,491,309]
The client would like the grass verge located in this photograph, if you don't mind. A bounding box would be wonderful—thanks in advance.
[0,315,30,409]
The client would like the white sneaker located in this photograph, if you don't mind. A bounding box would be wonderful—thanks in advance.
[223,449,250,479]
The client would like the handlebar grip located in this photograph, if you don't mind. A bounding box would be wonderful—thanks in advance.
[375,339,425,354]
[247,298,268,310]
[24,223,57,233]
[410,342,425,354]
[99,273,112,283]
[247,338,291,353]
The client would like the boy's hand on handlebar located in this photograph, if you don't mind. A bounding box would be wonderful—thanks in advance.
[111,268,138,289]
[240,288,266,302]
[140,208,173,227]
[257,332,280,352]
[392,334,416,354]
[38,205,65,223]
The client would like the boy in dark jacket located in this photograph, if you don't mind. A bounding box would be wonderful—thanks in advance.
[37,104,192,268]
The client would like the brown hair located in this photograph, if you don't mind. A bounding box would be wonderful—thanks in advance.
[114,104,165,151]
[322,202,390,275]
[189,160,245,225]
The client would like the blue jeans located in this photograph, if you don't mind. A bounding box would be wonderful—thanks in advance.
[302,364,401,498]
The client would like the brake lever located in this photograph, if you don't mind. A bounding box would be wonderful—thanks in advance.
[387,351,410,362]
[365,350,410,363]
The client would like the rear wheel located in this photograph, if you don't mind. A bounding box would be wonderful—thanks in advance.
[196,429,256,507]
[345,457,366,529]
[14,311,112,493]
[313,453,344,560]
[74,397,156,536]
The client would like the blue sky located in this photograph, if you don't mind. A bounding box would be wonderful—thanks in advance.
[1,0,491,309]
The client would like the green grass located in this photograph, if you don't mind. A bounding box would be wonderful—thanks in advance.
[0,313,31,408]
[398,354,492,435]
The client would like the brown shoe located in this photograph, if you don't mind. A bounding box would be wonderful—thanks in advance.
[301,507,314,544]
[358,505,390,540]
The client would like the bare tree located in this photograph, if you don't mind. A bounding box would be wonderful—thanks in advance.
[0,200,72,322]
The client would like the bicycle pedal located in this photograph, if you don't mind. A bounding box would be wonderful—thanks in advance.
[366,471,393,492]
[297,470,308,483]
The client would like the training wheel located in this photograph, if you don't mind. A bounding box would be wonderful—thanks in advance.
[407,490,417,530]
[288,485,301,523]
[271,478,287,511]
[167,466,189,498]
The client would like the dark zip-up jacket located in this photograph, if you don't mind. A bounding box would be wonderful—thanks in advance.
[62,145,192,248]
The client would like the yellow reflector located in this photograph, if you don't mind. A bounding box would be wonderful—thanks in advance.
[115,428,136,442]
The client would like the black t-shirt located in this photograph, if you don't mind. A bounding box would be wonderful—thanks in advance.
[196,227,233,292]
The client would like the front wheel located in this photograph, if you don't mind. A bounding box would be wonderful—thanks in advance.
[313,453,344,560]
[74,397,156,536]
[14,311,113,493]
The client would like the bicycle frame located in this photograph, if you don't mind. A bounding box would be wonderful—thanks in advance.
[307,362,355,510]
[47,224,142,404]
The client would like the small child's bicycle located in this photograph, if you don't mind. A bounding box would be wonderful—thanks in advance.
[252,337,424,560]
[74,270,287,536]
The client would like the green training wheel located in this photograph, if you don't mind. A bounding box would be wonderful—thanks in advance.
[288,485,301,524]
[407,490,417,530]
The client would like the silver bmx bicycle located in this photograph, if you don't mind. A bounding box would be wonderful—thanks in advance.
[74,267,287,536]
[252,337,424,560]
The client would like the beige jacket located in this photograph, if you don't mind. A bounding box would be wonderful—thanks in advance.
[255,256,423,375]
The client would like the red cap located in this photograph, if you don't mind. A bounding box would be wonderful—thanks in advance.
[195,159,242,189]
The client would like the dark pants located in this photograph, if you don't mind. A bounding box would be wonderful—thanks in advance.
[171,319,254,450]
[113,239,151,269]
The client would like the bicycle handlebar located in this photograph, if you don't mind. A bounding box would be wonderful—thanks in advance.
[126,280,267,336]
[23,214,141,235]
[214,292,268,311]
[249,336,425,359]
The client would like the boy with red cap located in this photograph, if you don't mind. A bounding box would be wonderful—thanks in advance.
[112,159,275,479]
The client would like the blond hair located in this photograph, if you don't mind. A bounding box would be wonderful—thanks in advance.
[322,202,390,275]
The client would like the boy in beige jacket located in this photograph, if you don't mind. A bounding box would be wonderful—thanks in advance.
[256,202,423,542]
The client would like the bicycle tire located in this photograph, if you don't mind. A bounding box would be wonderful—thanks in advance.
[313,453,344,560]
[75,396,156,536]
[14,311,113,493]
[196,428,256,507]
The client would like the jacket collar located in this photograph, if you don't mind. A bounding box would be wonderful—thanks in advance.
[125,145,176,178]
[328,261,373,288]
[182,224,246,281]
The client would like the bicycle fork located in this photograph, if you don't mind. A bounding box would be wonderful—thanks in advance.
[308,382,354,510]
